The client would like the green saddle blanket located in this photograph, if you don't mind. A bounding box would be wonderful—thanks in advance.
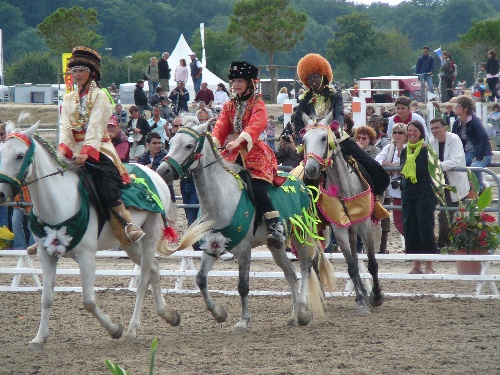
[122,164,165,216]
[216,172,318,251]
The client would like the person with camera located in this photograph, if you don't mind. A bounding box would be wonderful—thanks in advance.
[376,123,408,253]
[127,105,151,161]
[275,131,301,168]
[147,105,170,148]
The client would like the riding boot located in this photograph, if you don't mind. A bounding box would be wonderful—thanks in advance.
[264,211,284,249]
[378,231,389,254]
[110,202,145,246]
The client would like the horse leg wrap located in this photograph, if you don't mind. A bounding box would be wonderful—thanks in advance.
[110,203,145,246]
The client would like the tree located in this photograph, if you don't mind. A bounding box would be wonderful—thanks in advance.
[326,13,382,77]
[228,0,307,102]
[436,0,495,44]
[190,28,247,80]
[37,6,102,55]
[5,51,58,85]
[460,18,500,62]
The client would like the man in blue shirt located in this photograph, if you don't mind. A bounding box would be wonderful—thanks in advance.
[415,46,435,95]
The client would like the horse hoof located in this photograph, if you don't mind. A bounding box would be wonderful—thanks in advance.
[298,314,311,326]
[357,305,371,315]
[286,319,299,327]
[28,341,44,351]
[233,324,248,333]
[169,311,181,327]
[123,330,137,340]
[211,306,228,323]
[369,293,384,307]
[111,323,124,339]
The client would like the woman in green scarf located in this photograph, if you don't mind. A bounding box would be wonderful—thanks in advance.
[400,120,438,274]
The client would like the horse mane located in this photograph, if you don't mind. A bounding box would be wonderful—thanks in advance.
[32,133,68,169]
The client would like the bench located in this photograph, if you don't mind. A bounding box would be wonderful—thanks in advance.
[0,250,498,299]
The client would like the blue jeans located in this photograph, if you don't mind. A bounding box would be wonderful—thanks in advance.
[465,153,491,190]
[148,81,159,101]
[192,76,202,93]
[137,103,153,117]
[419,74,434,94]
[0,206,9,228]
[12,208,34,249]
[180,179,199,226]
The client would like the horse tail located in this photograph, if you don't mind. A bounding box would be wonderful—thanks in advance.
[157,216,214,256]
[317,247,337,293]
[307,266,325,319]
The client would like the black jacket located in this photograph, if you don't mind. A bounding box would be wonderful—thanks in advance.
[158,59,171,79]
[137,149,167,171]
[127,117,150,146]
[486,56,500,76]
[134,86,148,106]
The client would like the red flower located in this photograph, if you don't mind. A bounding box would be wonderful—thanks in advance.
[481,213,496,223]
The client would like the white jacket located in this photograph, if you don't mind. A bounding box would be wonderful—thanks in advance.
[429,132,469,202]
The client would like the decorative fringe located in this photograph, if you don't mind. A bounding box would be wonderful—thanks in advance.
[162,226,179,242]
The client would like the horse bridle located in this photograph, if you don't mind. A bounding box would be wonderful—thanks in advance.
[163,127,207,176]
[0,133,36,196]
[303,124,336,170]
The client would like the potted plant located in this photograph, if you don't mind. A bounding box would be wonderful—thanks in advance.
[442,174,500,274]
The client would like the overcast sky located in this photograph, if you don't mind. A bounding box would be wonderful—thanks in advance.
[349,0,406,5]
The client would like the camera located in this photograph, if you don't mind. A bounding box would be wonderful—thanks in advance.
[391,177,402,189]
[127,127,134,135]
[281,135,291,142]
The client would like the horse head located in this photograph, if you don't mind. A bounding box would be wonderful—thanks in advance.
[157,116,214,181]
[301,111,336,180]
[0,116,39,203]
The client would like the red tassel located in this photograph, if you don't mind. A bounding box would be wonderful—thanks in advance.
[162,226,179,242]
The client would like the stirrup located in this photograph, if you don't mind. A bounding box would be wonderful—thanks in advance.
[125,223,145,243]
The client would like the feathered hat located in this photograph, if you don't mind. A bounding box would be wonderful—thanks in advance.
[67,46,102,81]
[297,54,333,88]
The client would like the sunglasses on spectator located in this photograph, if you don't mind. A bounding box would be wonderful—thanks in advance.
[356,135,368,141]
[393,131,405,135]
[172,125,181,128]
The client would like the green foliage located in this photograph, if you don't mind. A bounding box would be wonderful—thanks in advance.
[228,0,307,63]
[326,12,382,77]
[105,338,158,375]
[191,28,246,80]
[4,52,58,85]
[460,18,500,58]
[436,0,496,43]
[37,6,103,55]
[4,28,48,61]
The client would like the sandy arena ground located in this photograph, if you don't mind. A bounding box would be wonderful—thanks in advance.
[0,248,499,375]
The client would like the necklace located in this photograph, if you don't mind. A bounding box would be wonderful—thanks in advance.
[69,81,95,131]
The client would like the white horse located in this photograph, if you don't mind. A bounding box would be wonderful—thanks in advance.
[0,122,180,350]
[300,113,383,312]
[156,118,334,332]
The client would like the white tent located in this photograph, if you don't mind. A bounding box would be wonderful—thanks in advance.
[166,34,227,101]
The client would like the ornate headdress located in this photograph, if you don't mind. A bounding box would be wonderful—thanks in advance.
[67,46,101,81]
[297,54,333,88]
[228,61,258,80]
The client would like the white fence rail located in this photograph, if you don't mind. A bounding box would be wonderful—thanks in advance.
[0,250,498,299]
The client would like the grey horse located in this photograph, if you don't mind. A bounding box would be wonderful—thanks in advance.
[300,112,383,312]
